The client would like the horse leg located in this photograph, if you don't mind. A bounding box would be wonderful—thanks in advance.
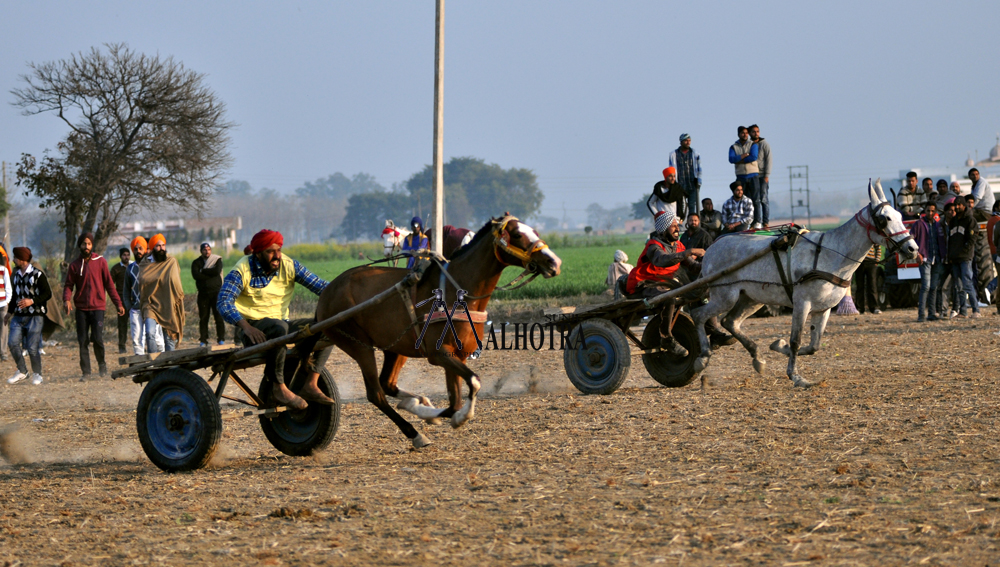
[722,294,767,374]
[797,308,831,356]
[690,287,740,375]
[380,352,444,425]
[346,343,433,448]
[775,302,813,388]
[426,353,481,429]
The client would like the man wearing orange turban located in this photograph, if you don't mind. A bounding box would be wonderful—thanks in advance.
[218,229,334,410]
[125,236,148,355]
[138,233,184,353]
[646,166,686,223]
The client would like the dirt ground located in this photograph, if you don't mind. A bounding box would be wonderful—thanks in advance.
[2,308,1000,566]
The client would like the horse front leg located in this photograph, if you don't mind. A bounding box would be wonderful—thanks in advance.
[722,294,766,375]
[382,351,444,426]
[427,353,481,429]
[771,301,813,388]
[690,288,740,379]
[797,308,831,356]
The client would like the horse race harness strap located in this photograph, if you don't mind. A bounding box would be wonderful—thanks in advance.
[770,228,851,302]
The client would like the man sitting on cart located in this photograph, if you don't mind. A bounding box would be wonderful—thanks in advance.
[626,211,734,357]
[217,229,335,410]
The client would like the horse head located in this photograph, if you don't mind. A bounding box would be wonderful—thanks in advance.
[866,178,919,260]
[491,214,562,277]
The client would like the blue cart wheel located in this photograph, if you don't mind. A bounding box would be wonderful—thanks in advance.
[137,368,221,472]
[258,352,341,457]
[563,318,631,395]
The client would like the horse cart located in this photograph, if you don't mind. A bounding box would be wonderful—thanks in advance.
[558,239,782,395]
[112,276,421,472]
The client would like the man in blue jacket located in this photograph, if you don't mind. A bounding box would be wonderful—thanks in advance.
[729,126,761,229]
[401,216,429,269]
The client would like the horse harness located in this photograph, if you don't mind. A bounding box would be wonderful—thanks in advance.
[770,228,851,302]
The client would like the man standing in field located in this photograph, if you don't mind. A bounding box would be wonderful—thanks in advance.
[646,167,686,220]
[749,125,771,228]
[668,133,702,217]
[948,197,980,318]
[124,237,148,355]
[5,247,51,386]
[139,234,185,352]
[192,242,226,347]
[0,244,11,363]
[110,247,131,354]
[63,232,125,380]
[217,229,335,410]
[729,126,761,228]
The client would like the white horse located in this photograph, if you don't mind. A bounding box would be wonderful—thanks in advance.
[381,220,411,266]
[690,179,919,388]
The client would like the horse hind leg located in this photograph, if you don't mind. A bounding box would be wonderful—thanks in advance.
[722,295,767,375]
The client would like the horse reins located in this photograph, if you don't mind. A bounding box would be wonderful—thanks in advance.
[854,201,915,256]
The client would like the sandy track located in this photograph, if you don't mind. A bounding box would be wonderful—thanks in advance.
[2,309,1000,565]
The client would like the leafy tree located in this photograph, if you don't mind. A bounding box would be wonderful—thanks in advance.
[631,195,650,220]
[339,191,413,240]
[12,43,232,262]
[296,172,384,242]
[406,157,543,228]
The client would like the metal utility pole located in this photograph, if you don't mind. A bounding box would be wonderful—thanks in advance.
[788,165,811,228]
[1,161,8,243]
[432,0,445,256]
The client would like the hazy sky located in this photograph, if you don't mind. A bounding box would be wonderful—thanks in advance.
[2,0,999,221]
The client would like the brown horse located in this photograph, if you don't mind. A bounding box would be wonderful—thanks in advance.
[315,215,562,447]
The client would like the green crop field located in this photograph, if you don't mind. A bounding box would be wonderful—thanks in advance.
[177,236,651,301]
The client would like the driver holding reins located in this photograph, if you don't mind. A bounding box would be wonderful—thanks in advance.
[626,211,734,356]
[217,229,336,410]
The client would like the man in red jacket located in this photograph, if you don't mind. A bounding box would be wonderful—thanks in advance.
[63,233,125,380]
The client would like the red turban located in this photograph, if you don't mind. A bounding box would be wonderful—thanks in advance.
[12,247,31,262]
[662,167,676,179]
[245,229,284,255]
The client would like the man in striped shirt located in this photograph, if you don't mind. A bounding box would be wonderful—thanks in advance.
[217,229,334,409]
[722,181,754,234]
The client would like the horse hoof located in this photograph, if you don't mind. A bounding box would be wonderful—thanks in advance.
[752,358,766,374]
[411,433,433,448]
[791,375,813,388]
[693,356,710,373]
[769,339,788,353]
[424,417,443,426]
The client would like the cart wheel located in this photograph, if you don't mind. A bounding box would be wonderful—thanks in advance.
[641,313,699,388]
[563,318,631,395]
[258,353,341,457]
[136,368,221,472]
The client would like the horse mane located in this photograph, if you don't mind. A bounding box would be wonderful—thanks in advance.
[446,218,496,261]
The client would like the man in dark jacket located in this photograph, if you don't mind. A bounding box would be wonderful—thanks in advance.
[5,247,52,385]
[947,198,980,317]
[680,213,714,253]
[63,233,125,379]
[191,242,226,347]
[699,198,724,241]
[109,248,130,354]
[646,167,686,221]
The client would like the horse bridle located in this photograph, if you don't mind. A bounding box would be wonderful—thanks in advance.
[855,201,915,255]
[491,215,550,271]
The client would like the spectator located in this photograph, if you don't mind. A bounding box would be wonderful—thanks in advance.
[646,167,686,221]
[109,247,130,354]
[921,177,935,203]
[681,213,714,251]
[139,234,185,352]
[896,171,925,220]
[910,205,936,322]
[969,168,995,222]
[192,242,226,347]
[948,197,980,318]
[722,180,754,233]
[668,133,702,216]
[928,202,950,320]
[855,244,881,315]
[605,250,633,290]
[700,198,724,241]
[0,243,10,363]
[728,126,762,228]
[934,179,952,211]
[749,124,771,227]
[124,237,148,355]
[5,247,51,385]
[63,232,124,380]
[401,216,429,269]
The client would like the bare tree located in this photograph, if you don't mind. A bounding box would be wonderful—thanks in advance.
[12,43,233,262]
